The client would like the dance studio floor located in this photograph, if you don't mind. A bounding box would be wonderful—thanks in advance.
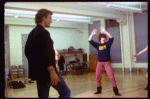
[5,71,148,98]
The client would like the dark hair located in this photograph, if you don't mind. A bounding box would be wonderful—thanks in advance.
[98,34,107,42]
[52,39,54,44]
[35,9,53,24]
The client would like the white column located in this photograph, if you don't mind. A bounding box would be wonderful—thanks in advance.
[126,12,136,71]
[126,11,132,71]
[117,19,126,71]
[117,11,135,71]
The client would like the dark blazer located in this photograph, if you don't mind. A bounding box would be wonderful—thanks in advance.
[25,24,56,81]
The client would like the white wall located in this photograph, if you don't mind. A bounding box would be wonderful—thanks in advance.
[9,26,33,66]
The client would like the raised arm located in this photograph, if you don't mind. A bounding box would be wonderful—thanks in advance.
[54,48,60,61]
[100,26,113,38]
[133,46,148,57]
[88,29,97,41]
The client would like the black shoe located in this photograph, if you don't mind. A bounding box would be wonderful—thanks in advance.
[144,86,148,90]
[113,87,121,96]
[94,86,102,94]
[115,93,121,96]
[29,80,34,83]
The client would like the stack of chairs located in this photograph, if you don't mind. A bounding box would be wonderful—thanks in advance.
[10,65,18,78]
[10,65,26,78]
[18,65,25,78]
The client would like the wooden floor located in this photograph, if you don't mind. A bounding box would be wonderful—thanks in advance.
[5,71,148,98]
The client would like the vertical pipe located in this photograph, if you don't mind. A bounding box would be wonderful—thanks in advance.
[126,11,132,71]
[5,73,8,98]
[4,26,8,98]
[5,60,8,98]
[119,24,124,71]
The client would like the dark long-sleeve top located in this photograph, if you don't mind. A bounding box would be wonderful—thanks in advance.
[25,24,56,81]
[58,55,65,71]
[89,37,114,62]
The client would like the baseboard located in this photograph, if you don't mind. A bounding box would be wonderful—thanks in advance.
[112,68,122,71]
[132,68,148,72]
[112,68,148,72]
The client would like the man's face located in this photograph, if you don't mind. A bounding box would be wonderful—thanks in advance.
[43,13,52,28]
[100,37,106,44]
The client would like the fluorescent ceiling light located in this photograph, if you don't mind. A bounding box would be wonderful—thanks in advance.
[57,18,91,23]
[4,9,92,23]
[5,13,14,17]
[14,15,18,18]
[5,9,36,15]
[53,13,89,19]
[18,14,35,18]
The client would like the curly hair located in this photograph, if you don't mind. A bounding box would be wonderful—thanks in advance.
[98,34,107,42]
[35,9,53,24]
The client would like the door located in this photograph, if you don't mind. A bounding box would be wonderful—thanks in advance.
[89,55,98,71]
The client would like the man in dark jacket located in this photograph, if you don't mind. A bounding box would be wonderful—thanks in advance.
[25,9,70,98]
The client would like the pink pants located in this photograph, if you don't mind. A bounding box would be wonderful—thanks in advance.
[96,61,117,87]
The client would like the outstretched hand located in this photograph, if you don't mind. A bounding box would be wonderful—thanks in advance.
[100,26,106,33]
[92,29,97,35]
[131,54,136,60]
[88,29,97,41]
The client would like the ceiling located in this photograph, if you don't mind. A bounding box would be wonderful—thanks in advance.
[106,2,147,7]
[39,2,147,10]
[4,2,148,23]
